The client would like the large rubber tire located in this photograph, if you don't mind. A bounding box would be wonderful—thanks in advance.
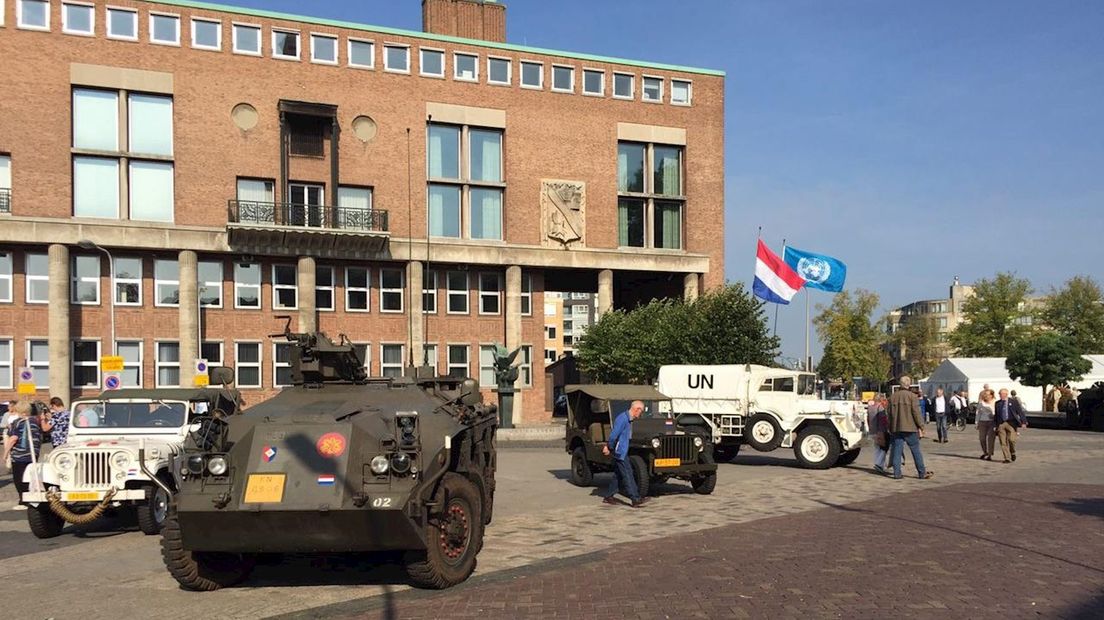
[405,473,484,589]
[691,452,717,495]
[713,443,741,463]
[161,512,254,591]
[793,426,842,470]
[569,447,593,486]
[137,485,171,535]
[629,454,650,499]
[27,504,64,539]
[834,448,861,467]
[746,414,784,452]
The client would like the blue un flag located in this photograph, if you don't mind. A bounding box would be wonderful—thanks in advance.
[783,246,847,293]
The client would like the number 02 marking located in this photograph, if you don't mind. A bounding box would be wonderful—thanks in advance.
[371,497,392,508]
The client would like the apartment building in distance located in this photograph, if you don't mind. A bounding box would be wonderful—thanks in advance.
[543,291,596,363]
[0,0,726,422]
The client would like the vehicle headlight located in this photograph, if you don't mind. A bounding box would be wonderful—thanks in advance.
[111,451,132,470]
[391,452,412,475]
[54,453,76,471]
[186,455,205,475]
[207,456,228,476]
[651,438,661,449]
[693,436,704,448]
[370,455,390,475]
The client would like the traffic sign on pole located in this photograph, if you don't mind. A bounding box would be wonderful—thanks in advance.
[18,367,34,383]
[103,373,122,391]
[194,359,210,387]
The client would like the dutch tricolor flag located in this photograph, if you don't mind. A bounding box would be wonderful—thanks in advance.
[753,239,806,305]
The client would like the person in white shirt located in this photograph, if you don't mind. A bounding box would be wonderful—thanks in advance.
[933,388,949,443]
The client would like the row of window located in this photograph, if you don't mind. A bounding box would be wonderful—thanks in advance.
[7,1,694,106]
[0,339,534,390]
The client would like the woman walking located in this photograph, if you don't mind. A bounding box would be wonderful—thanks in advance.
[2,401,43,509]
[975,389,997,460]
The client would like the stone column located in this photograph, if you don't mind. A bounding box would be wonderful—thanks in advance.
[297,256,317,333]
[47,244,71,398]
[683,273,700,302]
[407,261,425,366]
[504,265,523,424]
[597,269,614,317]
[178,250,199,387]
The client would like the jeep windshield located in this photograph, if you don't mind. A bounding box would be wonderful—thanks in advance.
[71,400,188,431]
[609,400,668,419]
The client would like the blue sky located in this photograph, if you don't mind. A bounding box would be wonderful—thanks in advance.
[221,0,1104,360]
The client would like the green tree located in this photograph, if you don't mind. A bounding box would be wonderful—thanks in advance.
[1040,276,1104,354]
[892,315,943,378]
[1005,333,1092,404]
[948,272,1034,357]
[813,289,890,391]
[575,284,779,384]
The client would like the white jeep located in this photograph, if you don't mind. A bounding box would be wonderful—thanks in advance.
[657,364,867,469]
[22,388,240,538]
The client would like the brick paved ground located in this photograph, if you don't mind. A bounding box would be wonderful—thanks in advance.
[309,483,1104,620]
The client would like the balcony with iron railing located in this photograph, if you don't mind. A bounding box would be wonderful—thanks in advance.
[226,200,390,254]
[0,188,10,214]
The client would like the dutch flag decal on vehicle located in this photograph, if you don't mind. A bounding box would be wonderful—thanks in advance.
[317,475,336,486]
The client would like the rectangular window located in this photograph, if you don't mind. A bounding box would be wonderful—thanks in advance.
[653,201,682,249]
[613,72,634,99]
[28,340,49,388]
[198,259,223,307]
[422,344,438,373]
[447,271,468,314]
[582,69,604,96]
[671,79,692,105]
[447,345,469,378]
[348,38,374,68]
[519,345,533,387]
[469,187,502,240]
[428,124,503,240]
[653,145,682,196]
[128,161,174,222]
[0,340,9,389]
[236,177,274,204]
[310,33,337,64]
[62,2,94,36]
[234,262,260,309]
[428,184,461,238]
[149,13,180,46]
[552,65,574,92]
[488,57,511,85]
[618,142,645,193]
[129,92,173,154]
[345,266,369,312]
[156,341,180,387]
[546,325,556,339]
[25,253,48,304]
[107,7,137,40]
[272,265,297,309]
[191,18,220,50]
[18,0,49,30]
[384,44,409,73]
[479,272,501,315]
[479,345,496,386]
[273,343,293,387]
[71,340,100,388]
[73,157,120,219]
[642,76,663,102]
[521,273,532,316]
[618,198,646,248]
[427,124,461,179]
[70,254,100,304]
[337,185,372,209]
[454,52,478,81]
[201,342,223,380]
[422,270,437,314]
[520,61,543,89]
[117,340,142,388]
[618,142,684,249]
[380,344,404,378]
[232,22,261,55]
[316,265,335,311]
[154,259,179,307]
[73,89,119,151]
[469,129,502,183]
[379,267,404,313]
[0,253,11,303]
[235,342,261,388]
[272,29,300,60]
[114,257,142,306]
[420,48,444,77]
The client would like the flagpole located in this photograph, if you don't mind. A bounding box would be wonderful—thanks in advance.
[772,237,786,337]
[804,288,811,372]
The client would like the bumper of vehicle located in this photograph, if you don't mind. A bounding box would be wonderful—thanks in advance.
[652,463,717,475]
[22,488,148,504]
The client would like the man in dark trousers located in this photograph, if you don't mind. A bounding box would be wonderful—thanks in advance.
[995,388,1027,463]
[602,400,646,507]
[888,377,934,480]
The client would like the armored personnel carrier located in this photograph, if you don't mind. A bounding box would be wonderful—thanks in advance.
[160,326,498,590]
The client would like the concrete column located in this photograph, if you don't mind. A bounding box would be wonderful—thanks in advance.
[178,250,199,387]
[47,244,71,398]
[407,261,425,366]
[597,269,614,317]
[504,265,523,423]
[297,256,317,333]
[683,273,700,302]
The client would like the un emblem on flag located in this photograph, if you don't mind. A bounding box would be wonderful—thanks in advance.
[797,257,831,283]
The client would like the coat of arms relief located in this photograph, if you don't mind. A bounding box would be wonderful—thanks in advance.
[541,180,586,248]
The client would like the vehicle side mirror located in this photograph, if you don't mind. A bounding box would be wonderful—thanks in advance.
[459,379,481,407]
[209,367,235,387]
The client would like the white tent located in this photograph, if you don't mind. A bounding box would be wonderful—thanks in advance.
[920,355,1104,412]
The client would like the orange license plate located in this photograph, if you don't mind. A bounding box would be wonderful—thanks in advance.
[64,491,100,502]
[243,474,286,503]
[654,458,681,468]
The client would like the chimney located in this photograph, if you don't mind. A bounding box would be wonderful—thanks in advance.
[423,0,506,43]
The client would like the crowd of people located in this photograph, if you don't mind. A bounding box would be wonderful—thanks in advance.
[866,379,1029,478]
[1,397,71,510]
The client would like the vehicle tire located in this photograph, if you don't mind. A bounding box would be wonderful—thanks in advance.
[746,414,784,452]
[834,448,861,467]
[953,417,967,432]
[713,442,741,463]
[161,512,254,591]
[691,452,717,495]
[793,425,841,470]
[569,446,593,487]
[629,454,650,499]
[405,473,484,589]
[27,504,64,539]
[137,484,171,535]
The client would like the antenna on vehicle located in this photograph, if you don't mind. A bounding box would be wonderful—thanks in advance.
[423,114,433,368]
[406,126,415,367]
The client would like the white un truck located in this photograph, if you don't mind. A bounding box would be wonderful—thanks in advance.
[657,364,866,469]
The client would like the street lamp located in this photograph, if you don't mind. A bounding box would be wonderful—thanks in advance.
[77,239,115,356]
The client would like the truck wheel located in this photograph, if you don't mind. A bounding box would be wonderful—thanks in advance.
[629,454,650,499]
[691,452,717,495]
[713,443,741,463]
[161,512,254,591]
[137,485,171,535]
[834,449,861,467]
[27,504,64,539]
[406,473,484,589]
[794,426,841,470]
[569,447,593,486]
[746,414,783,452]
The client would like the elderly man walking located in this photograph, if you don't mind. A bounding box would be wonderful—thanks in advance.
[602,400,646,507]
[888,377,934,480]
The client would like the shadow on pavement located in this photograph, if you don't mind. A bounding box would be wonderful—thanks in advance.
[241,553,411,589]
[1051,497,1104,521]
[727,454,804,468]
[1058,589,1104,619]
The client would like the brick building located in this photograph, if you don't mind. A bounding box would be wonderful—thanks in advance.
[0,0,725,422]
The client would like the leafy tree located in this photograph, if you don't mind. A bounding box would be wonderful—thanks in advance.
[892,315,943,378]
[1040,276,1104,354]
[948,272,1034,357]
[575,284,779,384]
[813,289,890,391]
[1006,333,1092,404]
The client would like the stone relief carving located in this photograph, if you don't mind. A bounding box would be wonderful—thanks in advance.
[540,180,586,248]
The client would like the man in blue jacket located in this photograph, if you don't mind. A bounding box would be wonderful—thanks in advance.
[603,400,646,507]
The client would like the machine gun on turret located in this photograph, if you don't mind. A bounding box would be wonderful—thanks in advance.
[270,316,368,386]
